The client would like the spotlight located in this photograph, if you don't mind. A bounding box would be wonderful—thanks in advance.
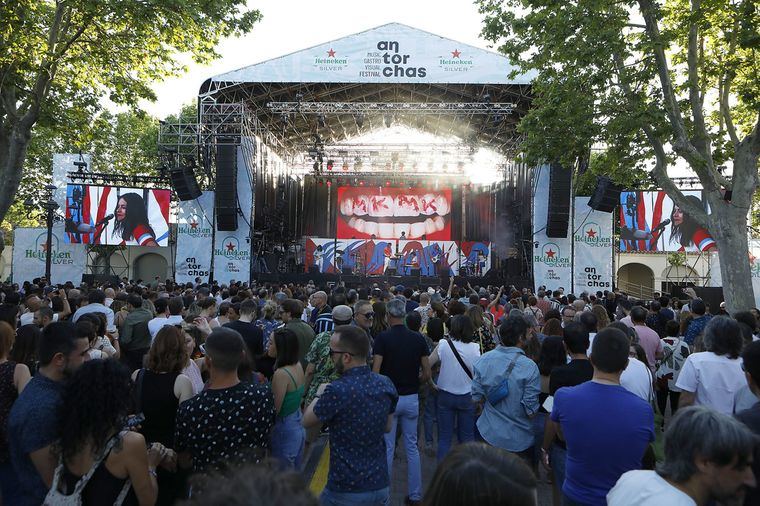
[355,113,364,128]
[317,114,326,128]
[359,180,365,186]
[280,113,289,124]
[326,160,334,170]
[385,180,391,187]
[384,114,393,128]
[482,93,492,104]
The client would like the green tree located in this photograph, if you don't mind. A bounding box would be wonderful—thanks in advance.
[0,0,261,252]
[479,0,759,311]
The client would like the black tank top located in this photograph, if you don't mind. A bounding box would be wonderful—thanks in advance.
[138,369,180,446]
[62,450,138,505]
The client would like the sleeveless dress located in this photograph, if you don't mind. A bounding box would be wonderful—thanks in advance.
[0,361,17,464]
[135,369,184,504]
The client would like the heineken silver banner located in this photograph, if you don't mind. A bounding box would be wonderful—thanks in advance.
[175,191,215,285]
[572,197,613,294]
[12,225,86,284]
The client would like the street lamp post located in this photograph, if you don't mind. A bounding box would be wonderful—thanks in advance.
[25,185,59,283]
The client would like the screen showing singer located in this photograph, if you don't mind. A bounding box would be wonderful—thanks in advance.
[65,184,170,246]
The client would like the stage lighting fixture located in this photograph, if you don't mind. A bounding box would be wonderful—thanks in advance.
[385,180,391,187]
[355,113,364,128]
[317,114,326,128]
[482,93,492,104]
[359,180,365,186]
[280,113,289,124]
[327,180,332,187]
[295,93,304,103]
[384,114,392,128]
[308,148,319,159]
[326,160,334,170]
[313,161,320,171]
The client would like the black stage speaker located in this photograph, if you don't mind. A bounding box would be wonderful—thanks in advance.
[546,164,572,238]
[215,144,238,231]
[170,165,202,201]
[588,176,623,213]
[410,268,421,277]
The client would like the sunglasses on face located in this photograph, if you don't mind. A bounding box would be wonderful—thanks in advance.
[360,312,375,318]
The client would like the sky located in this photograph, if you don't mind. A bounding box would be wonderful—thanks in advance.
[144,0,492,119]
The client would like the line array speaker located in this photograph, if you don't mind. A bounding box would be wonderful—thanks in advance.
[215,144,238,231]
[588,176,623,213]
[546,164,572,238]
[170,165,202,201]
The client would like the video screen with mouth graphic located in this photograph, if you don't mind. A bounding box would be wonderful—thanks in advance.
[336,187,452,240]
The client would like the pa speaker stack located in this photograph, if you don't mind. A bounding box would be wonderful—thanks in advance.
[170,165,202,201]
[215,144,238,231]
[546,164,572,238]
[588,176,623,212]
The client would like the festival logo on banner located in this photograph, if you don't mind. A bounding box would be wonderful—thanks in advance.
[175,197,215,284]
[359,40,427,80]
[438,48,474,73]
[574,222,611,248]
[572,198,614,293]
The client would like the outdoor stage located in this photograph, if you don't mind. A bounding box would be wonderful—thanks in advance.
[252,271,530,290]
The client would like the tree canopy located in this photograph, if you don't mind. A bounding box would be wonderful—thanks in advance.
[0,0,261,250]
[477,0,759,310]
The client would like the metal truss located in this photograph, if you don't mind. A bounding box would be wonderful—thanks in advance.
[267,101,516,115]
[67,171,170,188]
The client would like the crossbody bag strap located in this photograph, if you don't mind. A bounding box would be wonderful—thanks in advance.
[445,338,473,379]
[505,354,519,379]
[69,435,123,495]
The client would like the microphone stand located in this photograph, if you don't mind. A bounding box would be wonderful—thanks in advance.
[92,216,114,245]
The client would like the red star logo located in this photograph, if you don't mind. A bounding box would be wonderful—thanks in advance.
[586,228,597,238]
[545,249,556,259]
[327,48,336,57]
[226,242,235,252]
[190,221,199,230]
[452,49,461,58]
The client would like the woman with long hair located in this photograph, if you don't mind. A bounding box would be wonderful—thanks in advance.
[9,324,41,375]
[370,301,389,339]
[131,325,193,504]
[591,305,610,331]
[267,327,305,469]
[533,336,567,473]
[49,359,165,505]
[112,193,159,247]
[429,314,480,460]
[669,195,715,252]
[467,304,496,354]
[0,322,31,499]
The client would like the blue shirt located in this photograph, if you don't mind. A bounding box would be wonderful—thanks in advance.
[471,347,540,452]
[551,381,654,506]
[8,374,64,506]
[684,314,712,345]
[314,366,398,493]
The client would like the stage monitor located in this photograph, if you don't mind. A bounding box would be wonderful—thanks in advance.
[336,186,452,240]
[64,184,171,246]
[619,190,715,252]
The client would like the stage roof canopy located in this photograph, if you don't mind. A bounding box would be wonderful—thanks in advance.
[199,23,535,157]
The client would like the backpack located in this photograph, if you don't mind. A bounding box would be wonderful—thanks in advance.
[43,435,132,506]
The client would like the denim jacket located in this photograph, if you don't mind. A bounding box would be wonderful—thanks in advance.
[471,346,540,452]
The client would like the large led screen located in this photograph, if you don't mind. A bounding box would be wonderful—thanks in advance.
[336,187,452,240]
[65,185,171,246]
[619,190,715,252]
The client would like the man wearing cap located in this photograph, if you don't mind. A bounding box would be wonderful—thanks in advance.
[303,305,355,440]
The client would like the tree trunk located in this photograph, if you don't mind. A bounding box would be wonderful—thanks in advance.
[0,124,33,236]
[710,205,754,314]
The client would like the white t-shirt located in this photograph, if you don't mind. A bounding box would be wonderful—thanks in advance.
[586,332,598,355]
[148,314,185,340]
[620,357,654,403]
[433,340,480,395]
[675,351,745,414]
[607,470,695,505]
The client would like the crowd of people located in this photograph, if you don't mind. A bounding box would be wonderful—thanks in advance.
[0,275,758,505]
